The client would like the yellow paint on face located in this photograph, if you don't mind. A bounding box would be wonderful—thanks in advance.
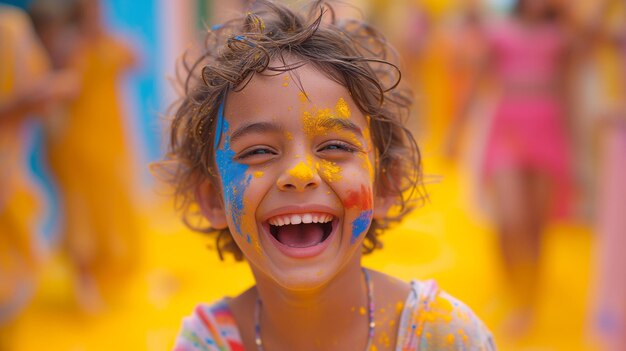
[288,161,314,182]
[316,159,342,182]
[362,121,373,152]
[253,171,264,178]
[335,97,351,119]
[302,108,334,136]
[282,75,290,87]
[298,91,308,103]
[284,131,293,140]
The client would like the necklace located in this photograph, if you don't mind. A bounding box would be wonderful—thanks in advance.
[254,268,375,351]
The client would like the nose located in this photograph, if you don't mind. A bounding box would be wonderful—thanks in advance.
[276,161,320,192]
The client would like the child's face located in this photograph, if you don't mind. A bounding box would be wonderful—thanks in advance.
[211,63,377,290]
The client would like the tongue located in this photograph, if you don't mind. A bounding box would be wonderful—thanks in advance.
[276,223,325,248]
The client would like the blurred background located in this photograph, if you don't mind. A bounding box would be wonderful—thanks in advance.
[1,0,625,350]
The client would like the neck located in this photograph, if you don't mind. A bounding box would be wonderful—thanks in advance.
[252,259,370,351]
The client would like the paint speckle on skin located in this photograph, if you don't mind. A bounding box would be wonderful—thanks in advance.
[446,333,455,344]
[253,171,264,178]
[288,161,314,182]
[215,105,252,237]
[351,209,373,244]
[378,331,391,347]
[359,307,366,315]
[246,234,251,243]
[298,91,308,103]
[282,75,290,87]
[362,123,373,152]
[351,306,356,312]
[396,301,404,314]
[316,159,342,182]
[335,97,351,119]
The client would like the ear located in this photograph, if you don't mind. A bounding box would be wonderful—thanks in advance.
[195,180,228,230]
[373,195,395,220]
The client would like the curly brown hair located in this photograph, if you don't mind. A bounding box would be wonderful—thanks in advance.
[156,0,424,261]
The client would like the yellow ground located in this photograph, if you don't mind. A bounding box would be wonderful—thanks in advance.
[6,150,597,350]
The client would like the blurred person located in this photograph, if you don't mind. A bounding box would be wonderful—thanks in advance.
[29,0,139,312]
[0,2,78,346]
[586,1,626,349]
[445,0,577,336]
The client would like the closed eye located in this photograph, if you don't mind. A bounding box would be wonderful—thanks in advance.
[236,147,277,160]
[318,141,358,153]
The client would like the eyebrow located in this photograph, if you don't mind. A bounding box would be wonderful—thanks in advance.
[230,121,284,143]
[315,117,363,137]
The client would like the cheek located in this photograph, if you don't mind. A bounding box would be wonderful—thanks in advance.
[341,184,374,245]
[316,159,343,183]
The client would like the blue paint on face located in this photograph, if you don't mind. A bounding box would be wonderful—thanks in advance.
[350,209,373,245]
[214,101,252,236]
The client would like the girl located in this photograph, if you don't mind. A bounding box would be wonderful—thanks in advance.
[162,1,495,350]
[30,0,140,311]
[445,0,576,334]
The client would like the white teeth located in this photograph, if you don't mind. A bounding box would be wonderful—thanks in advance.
[290,215,302,225]
[302,214,313,224]
[267,212,334,226]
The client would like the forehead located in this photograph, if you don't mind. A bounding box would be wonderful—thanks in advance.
[223,63,365,128]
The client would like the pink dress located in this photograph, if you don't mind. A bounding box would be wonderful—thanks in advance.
[484,21,572,217]
[173,280,495,350]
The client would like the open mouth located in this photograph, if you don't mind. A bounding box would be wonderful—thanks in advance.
[267,213,334,248]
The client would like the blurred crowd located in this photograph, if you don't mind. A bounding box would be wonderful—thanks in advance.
[0,0,139,343]
[1,0,625,350]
